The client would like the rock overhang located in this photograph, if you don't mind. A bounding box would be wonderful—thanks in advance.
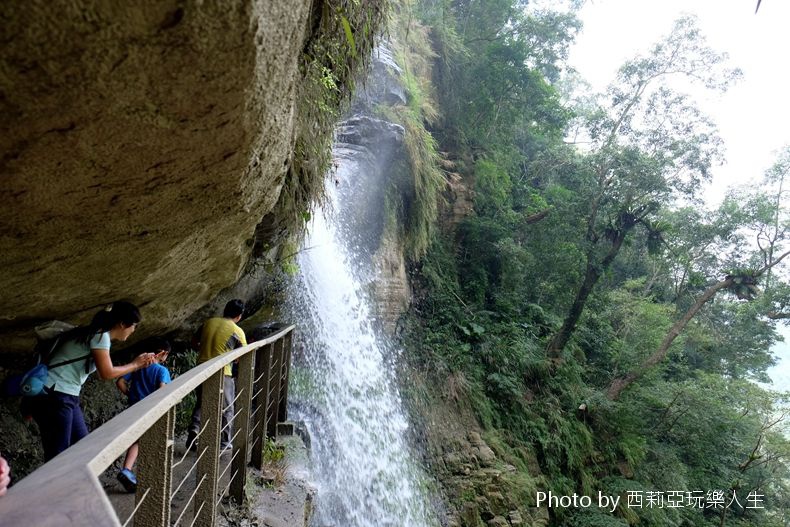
[0,0,315,350]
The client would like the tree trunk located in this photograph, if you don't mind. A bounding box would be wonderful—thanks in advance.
[547,230,627,358]
[546,262,601,358]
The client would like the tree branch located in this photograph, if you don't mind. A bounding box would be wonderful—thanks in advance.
[524,208,551,224]
[756,249,790,275]
[607,276,733,399]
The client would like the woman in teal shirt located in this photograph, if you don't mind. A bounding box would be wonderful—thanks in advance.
[30,301,159,461]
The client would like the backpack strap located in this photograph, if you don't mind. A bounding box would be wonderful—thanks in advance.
[48,354,92,370]
[45,334,92,371]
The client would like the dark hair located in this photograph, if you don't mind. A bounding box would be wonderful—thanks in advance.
[223,299,245,319]
[70,301,142,346]
[146,337,171,354]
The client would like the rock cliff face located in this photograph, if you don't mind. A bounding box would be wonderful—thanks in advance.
[0,1,315,349]
[332,44,413,335]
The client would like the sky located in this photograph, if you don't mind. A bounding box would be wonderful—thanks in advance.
[567,0,790,391]
[569,0,790,202]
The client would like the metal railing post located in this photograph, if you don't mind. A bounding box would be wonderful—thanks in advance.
[135,406,175,526]
[266,339,284,439]
[250,343,273,470]
[230,351,253,503]
[194,370,223,527]
[277,332,292,423]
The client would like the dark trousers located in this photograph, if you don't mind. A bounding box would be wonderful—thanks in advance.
[30,391,89,461]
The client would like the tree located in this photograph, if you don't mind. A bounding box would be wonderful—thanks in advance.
[753,147,790,319]
[614,375,790,526]
[546,16,741,358]
[606,157,790,398]
[716,409,790,527]
[606,250,789,399]
[422,0,578,154]
[402,5,790,523]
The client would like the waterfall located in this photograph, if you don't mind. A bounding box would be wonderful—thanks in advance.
[286,178,437,526]
[282,42,438,526]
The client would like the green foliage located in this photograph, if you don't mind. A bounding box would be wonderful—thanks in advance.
[564,509,629,527]
[169,346,198,434]
[420,0,576,153]
[273,237,301,276]
[401,113,444,259]
[398,2,790,526]
[262,438,285,464]
[474,159,512,215]
[589,287,675,382]
[340,16,357,58]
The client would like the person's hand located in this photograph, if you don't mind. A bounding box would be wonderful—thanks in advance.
[133,352,156,369]
[0,455,11,497]
[154,350,169,363]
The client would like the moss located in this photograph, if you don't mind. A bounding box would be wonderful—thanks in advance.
[374,1,445,260]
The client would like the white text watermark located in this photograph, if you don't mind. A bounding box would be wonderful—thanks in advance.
[536,490,764,512]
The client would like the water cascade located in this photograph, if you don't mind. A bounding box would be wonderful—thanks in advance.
[286,46,438,527]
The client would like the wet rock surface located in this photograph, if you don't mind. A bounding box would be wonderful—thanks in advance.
[244,434,313,527]
[332,44,415,336]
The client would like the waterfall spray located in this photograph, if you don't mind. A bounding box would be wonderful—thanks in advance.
[287,178,437,526]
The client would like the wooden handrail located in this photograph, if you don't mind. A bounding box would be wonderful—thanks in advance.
[0,325,295,527]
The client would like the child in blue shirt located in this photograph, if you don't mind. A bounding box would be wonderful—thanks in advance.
[115,337,172,493]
